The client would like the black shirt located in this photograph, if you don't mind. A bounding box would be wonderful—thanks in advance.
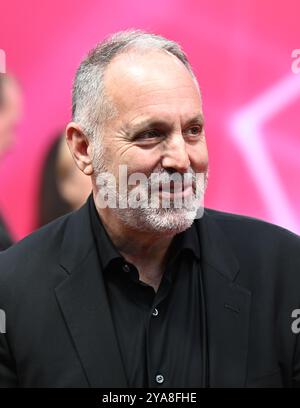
[89,195,205,387]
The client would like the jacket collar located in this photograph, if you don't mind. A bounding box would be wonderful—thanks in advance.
[56,199,128,387]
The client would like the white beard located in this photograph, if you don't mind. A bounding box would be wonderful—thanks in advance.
[92,142,208,234]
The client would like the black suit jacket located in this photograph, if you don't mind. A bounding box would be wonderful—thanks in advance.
[0,215,13,251]
[0,199,300,387]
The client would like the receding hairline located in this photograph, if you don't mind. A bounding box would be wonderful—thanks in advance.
[102,46,199,90]
[71,30,200,139]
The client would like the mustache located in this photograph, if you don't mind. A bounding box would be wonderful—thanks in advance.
[95,166,208,194]
[145,168,204,193]
[147,168,197,183]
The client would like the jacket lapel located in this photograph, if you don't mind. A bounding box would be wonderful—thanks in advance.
[197,212,252,387]
[55,201,128,388]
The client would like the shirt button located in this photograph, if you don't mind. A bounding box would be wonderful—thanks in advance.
[152,308,159,317]
[155,374,164,384]
[122,264,130,273]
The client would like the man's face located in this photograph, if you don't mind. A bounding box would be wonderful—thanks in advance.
[93,50,209,234]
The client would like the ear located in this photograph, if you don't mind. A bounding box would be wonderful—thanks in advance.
[65,122,94,175]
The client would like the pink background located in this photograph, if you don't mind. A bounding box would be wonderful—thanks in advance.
[0,0,299,240]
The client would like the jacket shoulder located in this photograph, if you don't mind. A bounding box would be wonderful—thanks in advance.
[205,207,287,227]
[203,207,300,242]
[0,211,72,284]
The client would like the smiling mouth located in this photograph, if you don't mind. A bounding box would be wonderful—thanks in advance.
[146,173,197,198]
[159,186,193,198]
[154,180,194,197]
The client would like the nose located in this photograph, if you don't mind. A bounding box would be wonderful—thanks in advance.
[161,133,190,173]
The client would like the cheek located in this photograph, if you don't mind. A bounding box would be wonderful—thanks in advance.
[121,147,161,175]
[188,143,209,173]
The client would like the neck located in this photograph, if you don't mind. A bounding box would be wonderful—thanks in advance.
[93,193,175,289]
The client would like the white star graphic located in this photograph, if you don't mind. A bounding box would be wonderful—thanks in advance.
[231,73,300,234]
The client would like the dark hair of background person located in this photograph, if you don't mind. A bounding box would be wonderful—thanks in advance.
[38,134,72,227]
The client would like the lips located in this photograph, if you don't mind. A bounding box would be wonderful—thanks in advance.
[147,172,196,198]
[156,182,194,200]
[158,179,194,193]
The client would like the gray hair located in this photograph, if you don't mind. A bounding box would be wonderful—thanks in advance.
[72,29,198,142]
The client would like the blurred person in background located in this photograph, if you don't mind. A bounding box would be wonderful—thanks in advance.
[0,73,22,250]
[38,132,91,227]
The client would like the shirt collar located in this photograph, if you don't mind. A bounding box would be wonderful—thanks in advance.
[88,193,200,273]
[89,193,123,271]
[165,219,201,265]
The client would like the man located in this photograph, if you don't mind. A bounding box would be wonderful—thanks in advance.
[0,30,300,388]
[0,73,22,250]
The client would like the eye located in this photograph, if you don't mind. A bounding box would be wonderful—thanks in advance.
[185,124,203,137]
[135,129,162,140]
